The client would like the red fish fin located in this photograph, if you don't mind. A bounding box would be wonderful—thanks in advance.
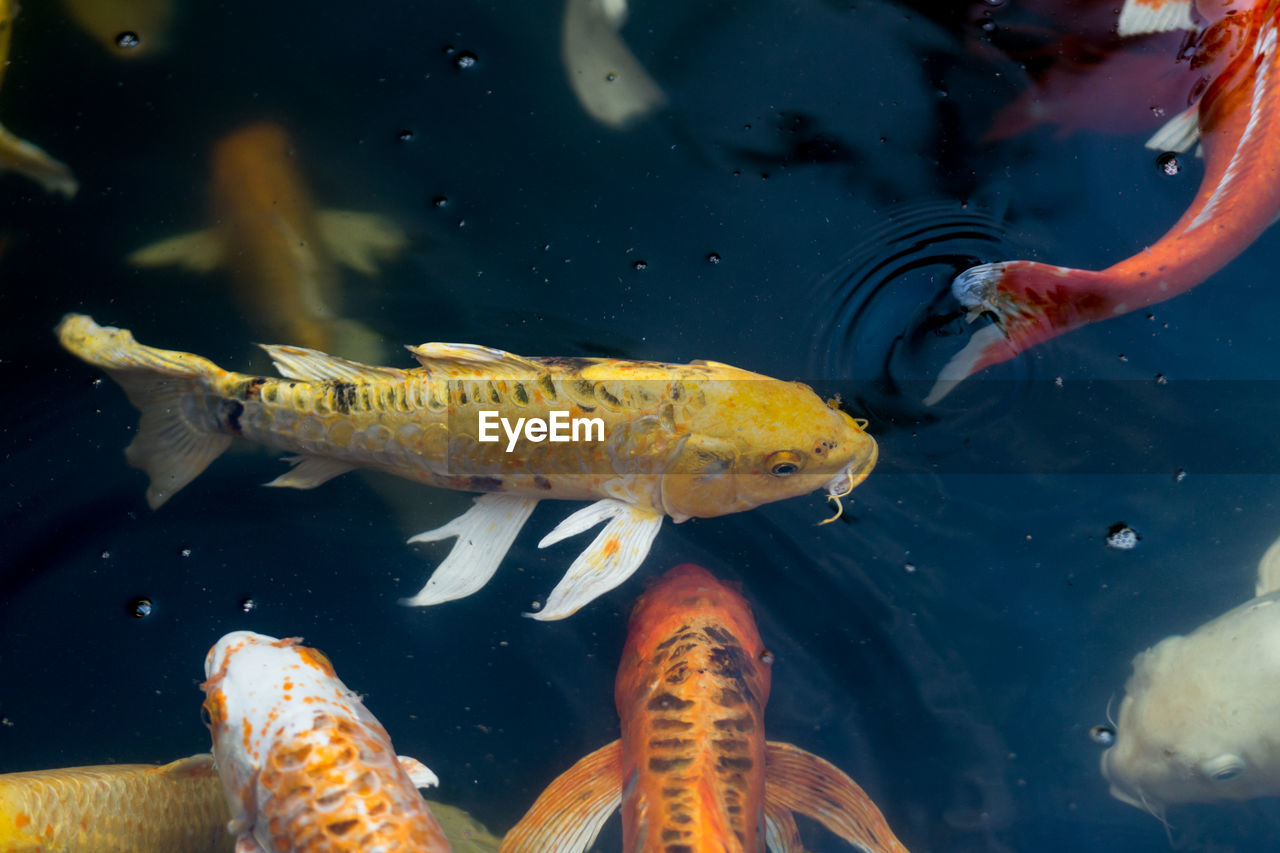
[764,741,910,853]
[926,261,1114,403]
[763,797,806,853]
[499,740,623,853]
[1117,0,1194,37]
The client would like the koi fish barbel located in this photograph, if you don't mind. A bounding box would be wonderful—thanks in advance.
[56,314,876,620]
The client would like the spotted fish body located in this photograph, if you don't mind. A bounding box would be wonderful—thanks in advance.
[0,756,231,853]
[500,565,912,853]
[56,314,877,619]
[616,564,771,852]
[200,631,451,853]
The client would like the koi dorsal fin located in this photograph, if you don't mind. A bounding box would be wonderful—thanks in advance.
[405,342,547,378]
[258,344,407,383]
[764,741,911,853]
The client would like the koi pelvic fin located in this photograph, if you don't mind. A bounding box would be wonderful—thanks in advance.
[402,494,540,606]
[764,741,911,853]
[127,227,224,272]
[55,314,231,509]
[498,740,623,853]
[531,499,664,621]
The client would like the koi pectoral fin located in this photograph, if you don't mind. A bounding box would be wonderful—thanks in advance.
[401,494,540,607]
[763,799,806,853]
[923,324,1012,405]
[316,210,409,276]
[499,740,622,853]
[127,228,225,273]
[530,500,663,621]
[234,834,268,853]
[0,121,77,198]
[396,755,439,789]
[765,741,911,853]
[265,456,356,490]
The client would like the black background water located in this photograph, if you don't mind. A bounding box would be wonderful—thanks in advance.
[3,1,1280,851]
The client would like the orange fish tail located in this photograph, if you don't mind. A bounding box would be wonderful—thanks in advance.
[257,713,451,853]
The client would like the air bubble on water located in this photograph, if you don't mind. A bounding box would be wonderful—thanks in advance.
[707,253,721,264]
[1155,373,1167,385]
[632,260,648,271]
[529,600,543,611]
[605,72,616,82]
[1157,151,1181,176]
[1175,468,1187,483]
[758,649,774,664]
[1106,523,1140,551]
[1118,353,1128,362]
[130,598,153,618]
[1090,725,1116,745]
[115,31,140,49]
[433,196,449,208]
[981,19,996,32]
[455,51,478,70]
[397,130,415,142]
[179,547,191,558]
[240,598,257,613]
[91,377,102,388]
[903,562,917,573]
[101,550,111,559]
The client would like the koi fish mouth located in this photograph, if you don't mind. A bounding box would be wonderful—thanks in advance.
[818,446,878,525]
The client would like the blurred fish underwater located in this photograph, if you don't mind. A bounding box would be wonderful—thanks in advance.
[4,0,1280,852]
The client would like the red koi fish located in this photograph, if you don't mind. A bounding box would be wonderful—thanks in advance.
[500,564,910,853]
[928,0,1280,403]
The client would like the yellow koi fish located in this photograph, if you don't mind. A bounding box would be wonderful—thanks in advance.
[0,755,233,853]
[55,314,877,620]
[128,122,406,365]
[0,0,77,197]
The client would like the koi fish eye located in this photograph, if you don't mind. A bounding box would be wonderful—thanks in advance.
[1201,754,1246,782]
[766,450,805,477]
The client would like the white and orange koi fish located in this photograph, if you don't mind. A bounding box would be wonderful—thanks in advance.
[56,314,876,620]
[200,631,452,853]
[929,0,1280,403]
[129,122,406,365]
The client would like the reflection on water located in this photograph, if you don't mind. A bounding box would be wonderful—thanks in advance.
[3,0,1280,851]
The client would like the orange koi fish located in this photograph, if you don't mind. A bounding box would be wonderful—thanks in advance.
[200,631,452,853]
[0,755,232,853]
[56,315,876,620]
[129,122,406,365]
[928,0,1280,403]
[500,564,910,853]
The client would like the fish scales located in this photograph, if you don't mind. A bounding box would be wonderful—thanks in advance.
[617,574,771,853]
[0,756,233,853]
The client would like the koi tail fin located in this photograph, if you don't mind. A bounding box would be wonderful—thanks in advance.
[0,121,77,198]
[55,314,232,509]
[925,260,1113,404]
[764,741,911,853]
[498,740,623,853]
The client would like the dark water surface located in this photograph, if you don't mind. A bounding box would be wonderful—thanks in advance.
[3,1,1280,851]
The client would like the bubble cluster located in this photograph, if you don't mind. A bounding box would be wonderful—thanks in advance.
[130,598,153,618]
[115,32,140,49]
